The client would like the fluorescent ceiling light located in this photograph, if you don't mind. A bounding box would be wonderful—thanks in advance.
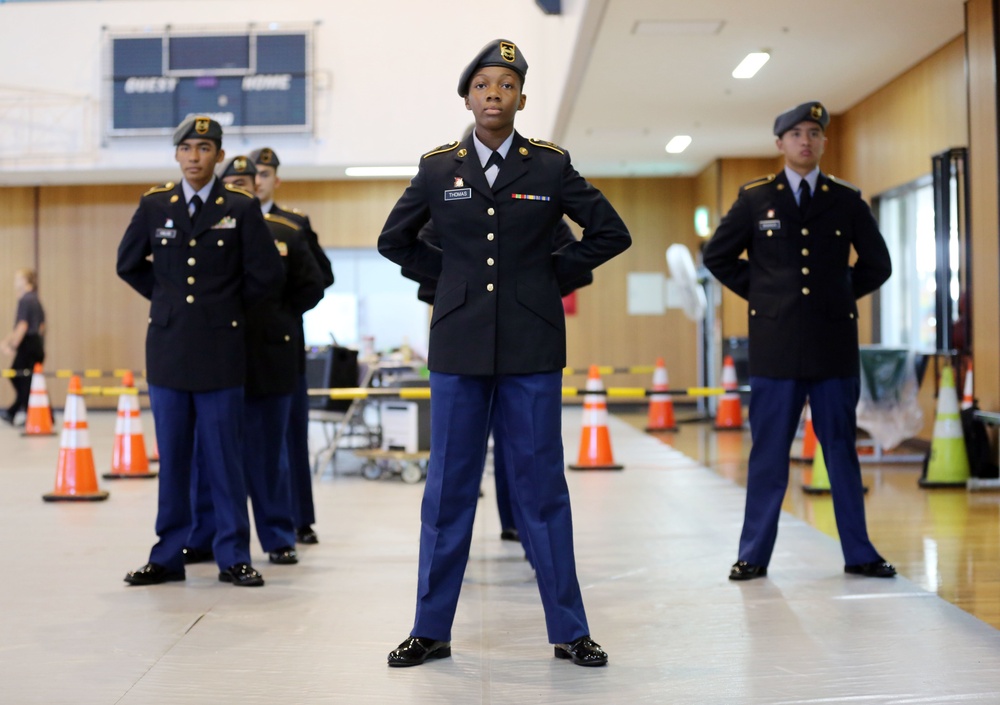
[732,52,770,79]
[632,19,724,36]
[344,166,418,177]
[665,135,692,154]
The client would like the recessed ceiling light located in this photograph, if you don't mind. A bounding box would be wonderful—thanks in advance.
[345,166,418,177]
[732,52,770,79]
[665,135,692,154]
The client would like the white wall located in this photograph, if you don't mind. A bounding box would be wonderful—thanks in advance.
[0,0,587,185]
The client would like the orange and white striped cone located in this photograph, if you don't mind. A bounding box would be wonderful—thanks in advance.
[568,365,623,471]
[22,362,55,437]
[104,371,156,479]
[714,355,744,430]
[960,361,974,410]
[43,376,109,502]
[645,357,677,432]
[791,402,817,463]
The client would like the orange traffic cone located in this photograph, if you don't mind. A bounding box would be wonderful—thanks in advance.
[645,357,677,432]
[43,376,109,502]
[714,355,743,430]
[104,371,157,479]
[22,363,55,436]
[791,402,817,463]
[960,361,974,410]
[569,365,623,471]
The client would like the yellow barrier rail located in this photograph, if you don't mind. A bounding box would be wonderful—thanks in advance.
[309,385,746,400]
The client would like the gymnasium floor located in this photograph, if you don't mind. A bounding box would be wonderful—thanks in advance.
[3,406,1000,704]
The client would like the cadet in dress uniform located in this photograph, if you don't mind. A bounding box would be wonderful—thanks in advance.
[702,101,896,582]
[378,40,630,668]
[117,117,285,587]
[252,147,333,545]
[184,156,325,567]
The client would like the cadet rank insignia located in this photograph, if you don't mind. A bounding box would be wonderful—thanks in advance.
[275,240,288,256]
[195,117,210,134]
[500,42,516,63]
[811,104,824,121]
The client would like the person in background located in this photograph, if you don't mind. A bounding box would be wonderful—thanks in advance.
[702,100,896,582]
[252,146,334,545]
[378,39,630,668]
[117,116,284,588]
[1,268,45,426]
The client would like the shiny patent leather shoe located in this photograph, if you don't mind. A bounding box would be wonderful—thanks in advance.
[124,562,185,586]
[218,563,265,587]
[182,546,214,564]
[387,636,452,667]
[554,635,608,666]
[268,547,299,565]
[729,561,767,581]
[845,560,897,578]
[500,528,520,542]
[296,526,319,544]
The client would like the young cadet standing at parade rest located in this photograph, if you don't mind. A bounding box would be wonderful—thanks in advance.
[182,156,325,569]
[117,117,285,588]
[251,147,334,546]
[377,39,631,668]
[702,101,896,582]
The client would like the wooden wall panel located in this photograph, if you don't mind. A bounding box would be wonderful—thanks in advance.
[277,180,411,248]
[967,0,1000,412]
[0,187,38,410]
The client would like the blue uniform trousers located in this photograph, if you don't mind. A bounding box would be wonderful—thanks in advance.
[148,384,250,571]
[739,376,883,567]
[284,373,316,529]
[188,393,296,553]
[489,400,532,557]
[412,371,589,644]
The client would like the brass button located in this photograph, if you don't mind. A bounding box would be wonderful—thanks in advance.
[801,248,809,257]
[189,239,196,247]
[802,287,810,295]
[161,238,167,246]
[835,229,842,236]
[750,309,757,316]
[187,257,196,266]
[186,295,195,303]
[802,267,810,276]
[187,276,195,285]
[487,258,495,266]
[487,207,495,216]
[487,233,495,241]
[766,230,773,237]
[849,313,855,319]
[487,283,494,292]
[231,321,238,328]
[218,240,224,246]
[284,335,291,342]
[801,228,809,236]
[148,317,152,323]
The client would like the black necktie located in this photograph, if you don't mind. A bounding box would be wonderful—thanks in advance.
[799,180,811,216]
[189,195,203,224]
[485,151,503,170]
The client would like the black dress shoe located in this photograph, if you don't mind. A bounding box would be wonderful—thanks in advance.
[554,635,608,667]
[124,562,185,586]
[218,563,265,587]
[845,560,897,578]
[296,526,319,544]
[268,547,299,565]
[0,410,14,426]
[387,636,451,667]
[500,528,520,542]
[182,546,214,564]
[729,561,767,581]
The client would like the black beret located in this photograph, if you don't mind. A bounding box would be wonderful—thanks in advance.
[773,101,829,136]
[173,115,223,146]
[220,155,257,179]
[249,147,280,168]
[457,39,528,97]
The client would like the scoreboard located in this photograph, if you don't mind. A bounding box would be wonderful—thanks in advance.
[106,27,312,137]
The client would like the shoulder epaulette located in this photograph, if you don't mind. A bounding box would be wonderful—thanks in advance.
[742,174,775,191]
[528,138,565,154]
[827,175,861,192]
[422,141,460,159]
[142,182,175,197]
[224,183,255,198]
[264,213,301,230]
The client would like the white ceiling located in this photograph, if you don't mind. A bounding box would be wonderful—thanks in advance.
[560,0,968,177]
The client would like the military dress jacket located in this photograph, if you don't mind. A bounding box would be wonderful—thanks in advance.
[703,170,891,380]
[117,180,285,391]
[243,214,326,397]
[270,203,334,289]
[378,131,630,376]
